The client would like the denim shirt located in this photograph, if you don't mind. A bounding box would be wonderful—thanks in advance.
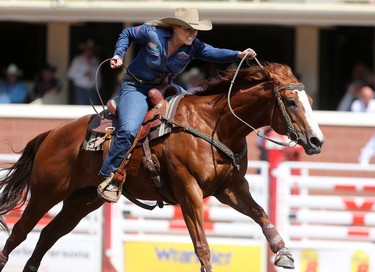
[114,24,240,82]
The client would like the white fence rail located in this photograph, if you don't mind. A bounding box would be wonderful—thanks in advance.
[276,161,375,272]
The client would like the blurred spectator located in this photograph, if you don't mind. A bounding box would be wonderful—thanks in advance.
[358,133,375,165]
[68,39,100,105]
[260,128,303,169]
[350,85,375,112]
[0,63,29,104]
[257,126,273,162]
[337,63,373,111]
[179,67,206,92]
[351,85,375,165]
[31,63,63,104]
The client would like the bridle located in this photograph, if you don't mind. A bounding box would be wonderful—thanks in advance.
[227,55,303,147]
[271,83,305,145]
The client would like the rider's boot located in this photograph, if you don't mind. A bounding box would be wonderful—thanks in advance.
[97,172,123,203]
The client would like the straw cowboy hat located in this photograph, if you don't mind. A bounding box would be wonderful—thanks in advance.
[4,63,23,76]
[161,8,212,31]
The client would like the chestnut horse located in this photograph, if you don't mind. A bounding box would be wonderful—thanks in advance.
[0,62,324,272]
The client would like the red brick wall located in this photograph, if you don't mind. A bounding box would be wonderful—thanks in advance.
[300,125,374,164]
[245,125,374,163]
[1,116,374,165]
[0,118,71,153]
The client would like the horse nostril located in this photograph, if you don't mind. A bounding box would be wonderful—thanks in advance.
[310,136,323,148]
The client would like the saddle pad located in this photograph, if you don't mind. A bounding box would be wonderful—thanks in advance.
[156,94,186,138]
[82,132,114,151]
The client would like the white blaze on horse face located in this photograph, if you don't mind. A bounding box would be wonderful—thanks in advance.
[296,90,324,140]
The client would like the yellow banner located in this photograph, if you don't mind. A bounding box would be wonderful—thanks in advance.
[300,249,319,272]
[124,241,263,272]
[351,250,370,272]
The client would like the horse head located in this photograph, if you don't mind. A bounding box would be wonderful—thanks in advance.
[259,63,325,155]
[196,62,324,155]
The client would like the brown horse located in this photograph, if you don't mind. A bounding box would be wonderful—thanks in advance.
[0,62,324,272]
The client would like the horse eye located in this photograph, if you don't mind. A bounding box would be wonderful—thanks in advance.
[286,99,297,107]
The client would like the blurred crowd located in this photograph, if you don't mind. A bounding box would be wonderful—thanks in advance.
[336,62,375,165]
[0,38,213,106]
[0,39,99,106]
[0,61,63,105]
[337,62,375,113]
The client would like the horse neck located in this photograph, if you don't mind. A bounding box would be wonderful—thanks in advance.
[212,84,274,150]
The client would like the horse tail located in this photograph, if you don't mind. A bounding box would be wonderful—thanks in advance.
[0,130,51,232]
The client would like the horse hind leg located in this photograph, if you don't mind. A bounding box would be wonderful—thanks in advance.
[214,177,294,270]
[22,187,103,272]
[0,197,56,272]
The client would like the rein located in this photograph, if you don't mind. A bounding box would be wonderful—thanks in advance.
[227,54,300,147]
[93,58,112,117]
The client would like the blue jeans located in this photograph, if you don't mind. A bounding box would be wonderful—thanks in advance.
[100,80,151,177]
[99,80,187,178]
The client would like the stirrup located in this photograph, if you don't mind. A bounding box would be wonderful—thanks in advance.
[97,173,122,203]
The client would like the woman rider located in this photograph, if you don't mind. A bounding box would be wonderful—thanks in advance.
[98,7,257,203]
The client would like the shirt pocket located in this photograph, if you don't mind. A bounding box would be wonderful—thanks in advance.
[146,42,160,57]
[175,51,190,65]
[171,51,191,73]
[146,42,161,69]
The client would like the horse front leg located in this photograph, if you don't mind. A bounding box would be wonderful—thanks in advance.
[215,176,294,270]
[176,183,212,272]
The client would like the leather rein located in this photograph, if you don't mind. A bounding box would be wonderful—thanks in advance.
[227,55,303,147]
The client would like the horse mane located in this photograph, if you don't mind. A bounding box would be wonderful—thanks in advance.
[194,62,296,96]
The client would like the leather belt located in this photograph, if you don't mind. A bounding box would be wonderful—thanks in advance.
[124,73,170,85]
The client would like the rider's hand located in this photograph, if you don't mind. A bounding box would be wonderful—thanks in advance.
[110,55,123,69]
[238,48,257,60]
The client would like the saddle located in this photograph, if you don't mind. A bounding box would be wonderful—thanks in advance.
[86,85,182,207]
[89,89,165,136]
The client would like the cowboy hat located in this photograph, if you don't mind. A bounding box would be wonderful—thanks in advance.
[4,63,23,76]
[160,8,212,31]
[79,39,98,51]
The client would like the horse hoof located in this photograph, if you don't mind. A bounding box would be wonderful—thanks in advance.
[274,247,295,269]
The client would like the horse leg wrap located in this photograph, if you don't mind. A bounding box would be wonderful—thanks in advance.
[201,265,213,272]
[0,252,7,268]
[262,222,283,253]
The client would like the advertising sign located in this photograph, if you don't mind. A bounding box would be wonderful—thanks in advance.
[124,240,263,272]
[0,233,101,272]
